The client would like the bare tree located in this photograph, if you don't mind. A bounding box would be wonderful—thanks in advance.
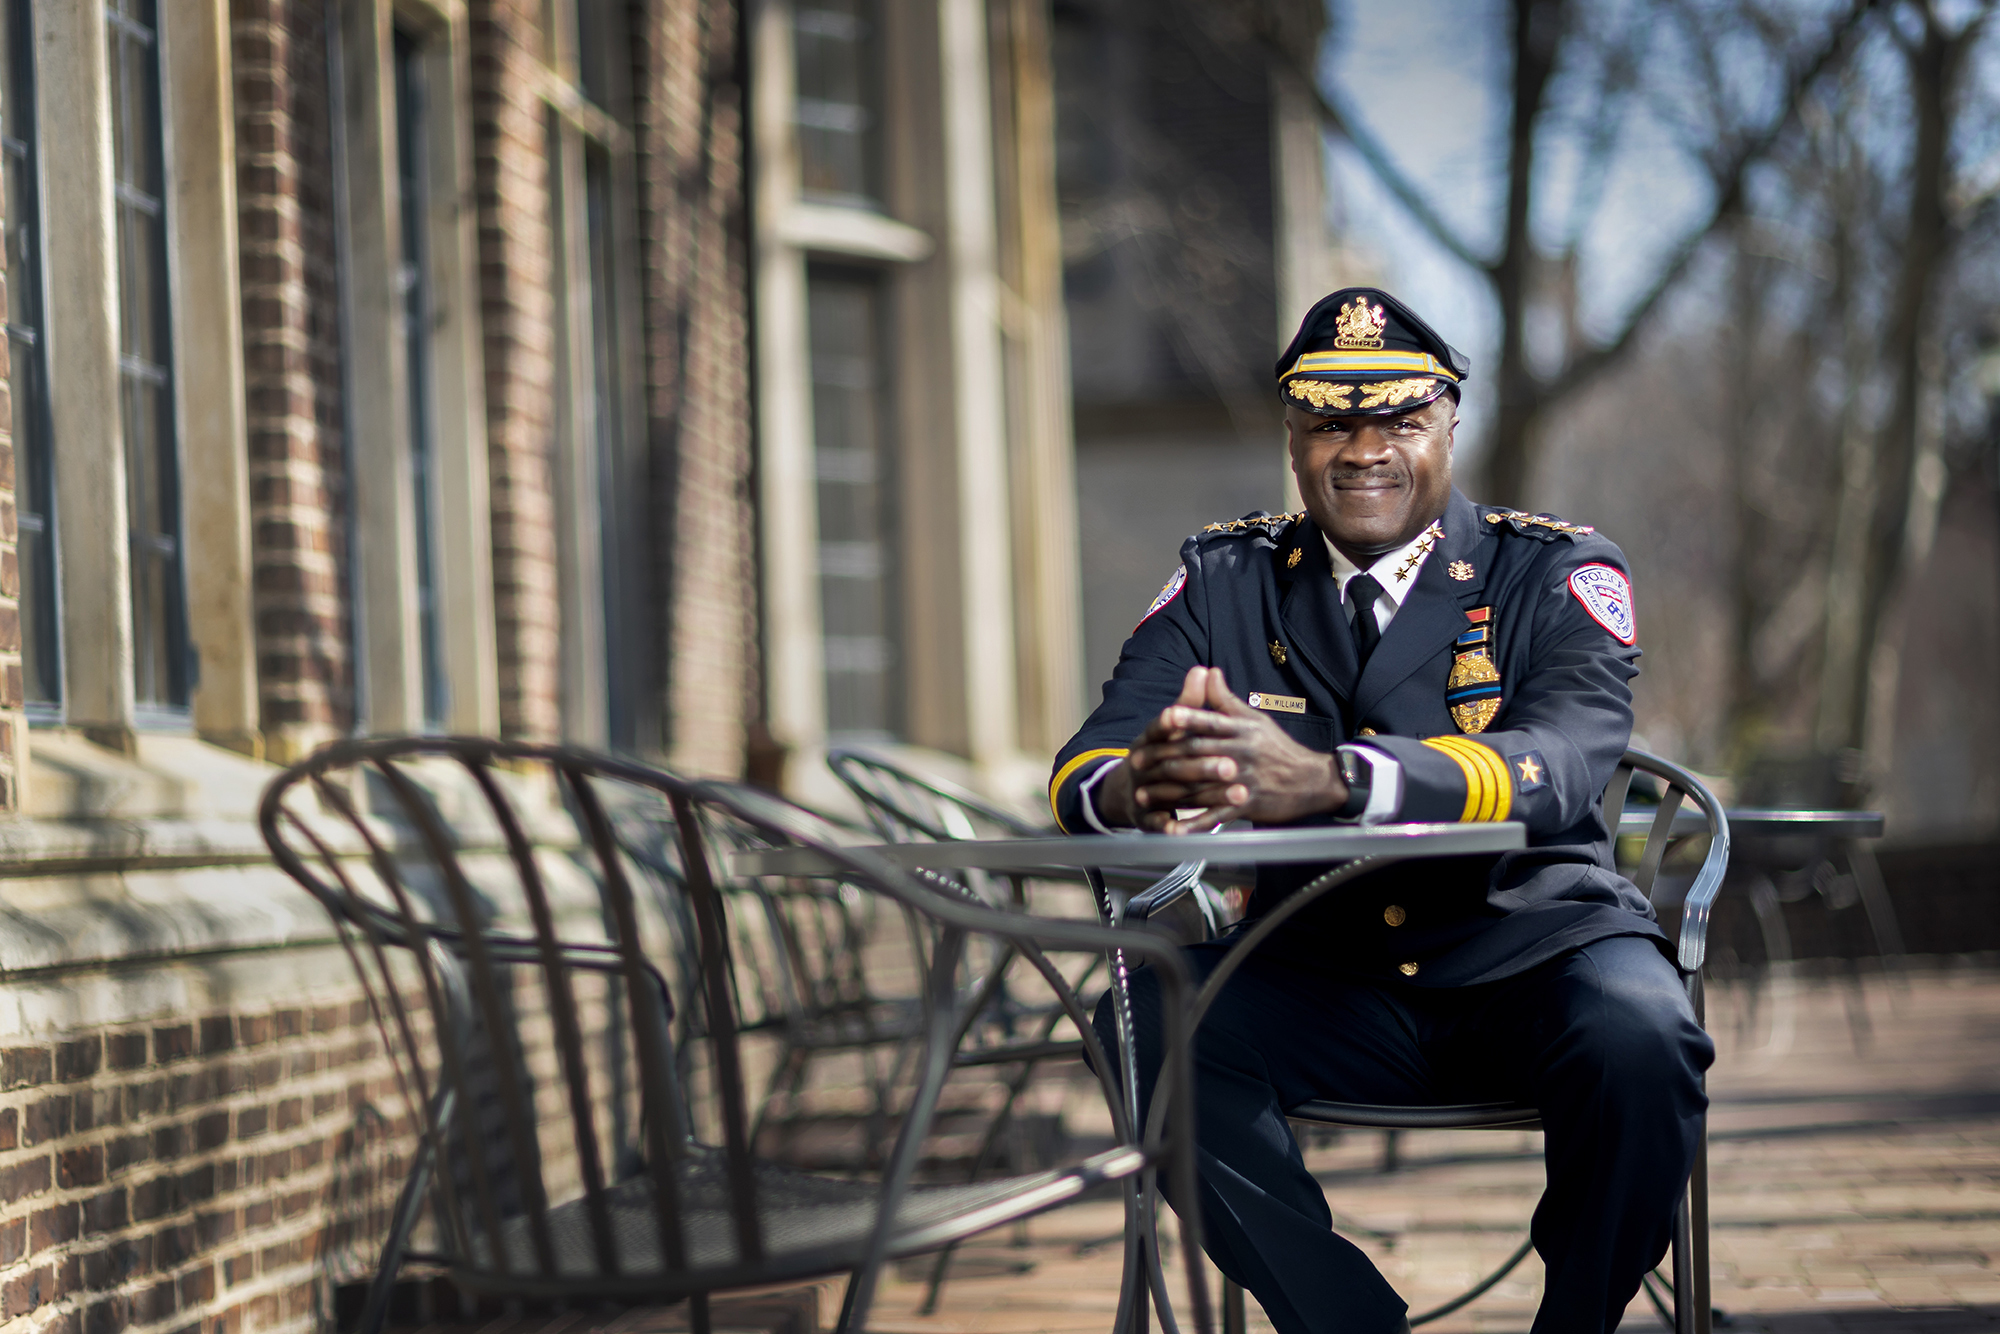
[1244,0,1879,506]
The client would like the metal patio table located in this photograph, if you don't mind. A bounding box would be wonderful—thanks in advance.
[729,821,1527,1334]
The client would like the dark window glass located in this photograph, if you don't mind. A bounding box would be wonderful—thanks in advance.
[2,0,58,710]
[794,0,879,205]
[107,0,189,711]
[584,144,640,746]
[807,268,897,739]
[393,29,447,728]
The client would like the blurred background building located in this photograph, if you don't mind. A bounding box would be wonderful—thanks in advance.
[0,2,1994,1330]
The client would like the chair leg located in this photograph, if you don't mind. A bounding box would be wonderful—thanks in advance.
[1671,1189,1694,1334]
[1222,1278,1246,1334]
[1692,1126,1713,1334]
[355,1133,439,1334]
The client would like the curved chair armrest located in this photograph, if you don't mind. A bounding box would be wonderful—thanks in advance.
[1626,749,1732,973]
[1122,859,1208,923]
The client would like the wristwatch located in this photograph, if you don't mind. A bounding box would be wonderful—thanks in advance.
[1334,747,1372,819]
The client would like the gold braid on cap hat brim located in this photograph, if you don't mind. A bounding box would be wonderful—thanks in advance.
[1284,377,1447,413]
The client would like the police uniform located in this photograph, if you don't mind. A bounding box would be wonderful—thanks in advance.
[1053,289,1713,1334]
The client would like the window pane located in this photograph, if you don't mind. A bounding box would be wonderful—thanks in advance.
[808,269,896,739]
[794,0,879,205]
[106,0,188,710]
[393,29,447,728]
[3,0,59,708]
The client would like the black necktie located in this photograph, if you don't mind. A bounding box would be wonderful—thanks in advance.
[1348,573,1384,667]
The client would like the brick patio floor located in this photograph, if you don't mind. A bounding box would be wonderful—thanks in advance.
[394,960,2000,1334]
[858,959,2000,1334]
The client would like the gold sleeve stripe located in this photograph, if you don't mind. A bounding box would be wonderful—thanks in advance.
[1422,736,1514,823]
[1048,748,1130,831]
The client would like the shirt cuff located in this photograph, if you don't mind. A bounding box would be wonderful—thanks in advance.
[1336,744,1404,824]
[1076,757,1126,834]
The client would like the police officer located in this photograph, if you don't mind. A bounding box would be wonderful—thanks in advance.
[1050,289,1713,1334]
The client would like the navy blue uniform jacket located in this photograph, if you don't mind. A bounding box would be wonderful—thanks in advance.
[1050,487,1668,988]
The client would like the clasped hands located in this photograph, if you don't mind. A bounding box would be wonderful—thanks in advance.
[1093,666,1349,834]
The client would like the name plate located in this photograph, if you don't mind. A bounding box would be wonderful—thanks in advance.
[1246,692,1306,715]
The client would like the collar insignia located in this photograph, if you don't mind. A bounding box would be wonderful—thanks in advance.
[1448,559,1474,581]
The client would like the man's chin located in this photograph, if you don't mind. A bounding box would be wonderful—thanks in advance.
[1319,507,1411,552]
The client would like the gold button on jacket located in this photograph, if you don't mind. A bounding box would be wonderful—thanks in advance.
[1398,962,1419,977]
[1383,905,1407,927]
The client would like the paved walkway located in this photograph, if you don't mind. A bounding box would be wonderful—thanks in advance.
[387,961,2000,1334]
[860,960,2000,1333]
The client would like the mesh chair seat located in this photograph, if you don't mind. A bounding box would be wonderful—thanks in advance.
[1287,1100,1543,1131]
[473,1143,1147,1289]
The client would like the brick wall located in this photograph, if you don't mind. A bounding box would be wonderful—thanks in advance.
[633,0,758,778]
[233,0,357,763]
[0,996,409,1334]
[0,156,22,811]
[469,0,562,743]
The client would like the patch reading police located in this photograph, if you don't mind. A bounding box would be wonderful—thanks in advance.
[1568,564,1637,644]
[1137,565,1187,630]
[1510,750,1548,792]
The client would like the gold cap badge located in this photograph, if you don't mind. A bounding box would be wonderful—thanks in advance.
[1333,297,1387,350]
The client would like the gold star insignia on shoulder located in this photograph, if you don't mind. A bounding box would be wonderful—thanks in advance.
[1516,754,1543,785]
[1448,560,1474,581]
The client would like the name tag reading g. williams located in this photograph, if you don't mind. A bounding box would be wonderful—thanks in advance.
[1246,692,1306,715]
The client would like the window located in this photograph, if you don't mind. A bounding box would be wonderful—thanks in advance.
[392,28,448,729]
[1,0,57,711]
[794,0,880,206]
[107,0,189,713]
[807,268,897,740]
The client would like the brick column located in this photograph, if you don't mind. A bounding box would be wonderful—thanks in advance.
[233,0,357,761]
[0,180,23,810]
[634,0,758,778]
[468,0,562,742]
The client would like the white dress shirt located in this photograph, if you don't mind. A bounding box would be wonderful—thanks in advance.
[1324,521,1441,635]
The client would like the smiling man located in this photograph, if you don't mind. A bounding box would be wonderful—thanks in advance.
[1050,289,1712,1334]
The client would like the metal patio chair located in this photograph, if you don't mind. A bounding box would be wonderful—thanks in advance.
[259,737,1214,1334]
[613,807,932,1169]
[1102,748,1730,1334]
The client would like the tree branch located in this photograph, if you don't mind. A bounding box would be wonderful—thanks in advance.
[1548,0,1885,402]
[1253,26,1491,272]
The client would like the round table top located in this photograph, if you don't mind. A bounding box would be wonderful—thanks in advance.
[726,821,1528,879]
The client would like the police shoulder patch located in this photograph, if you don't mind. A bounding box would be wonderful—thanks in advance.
[1568,563,1637,644]
[1137,565,1187,629]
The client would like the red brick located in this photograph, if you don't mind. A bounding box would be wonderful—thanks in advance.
[59,1143,105,1187]
[2,1154,50,1202]
[237,1105,268,1138]
[0,1217,24,1265]
[153,1024,195,1063]
[5,1263,52,1318]
[24,1092,72,1144]
[4,1044,52,1087]
[199,1016,235,1054]
[82,1188,127,1235]
[105,1033,148,1070]
[0,1105,16,1149]
[30,1201,79,1252]
[56,1036,102,1081]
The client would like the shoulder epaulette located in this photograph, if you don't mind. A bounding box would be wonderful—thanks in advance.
[1480,508,1595,541]
[1201,510,1304,536]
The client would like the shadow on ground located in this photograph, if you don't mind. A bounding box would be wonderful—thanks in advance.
[1715,1307,2000,1331]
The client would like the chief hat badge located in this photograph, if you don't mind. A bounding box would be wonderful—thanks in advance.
[1333,297,1387,349]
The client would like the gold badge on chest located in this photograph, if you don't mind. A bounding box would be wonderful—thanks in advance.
[1447,607,1502,733]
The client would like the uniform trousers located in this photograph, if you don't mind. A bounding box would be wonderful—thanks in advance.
[1096,933,1713,1334]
